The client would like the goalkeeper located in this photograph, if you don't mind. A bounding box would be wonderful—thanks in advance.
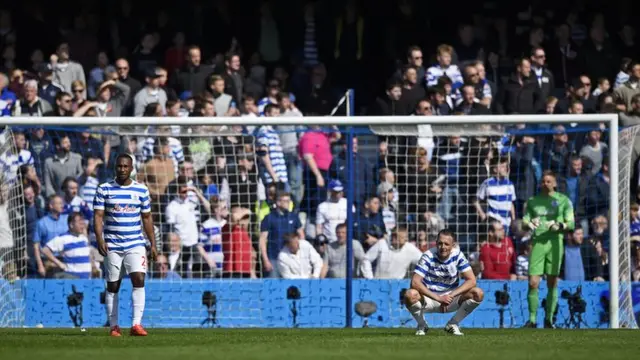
[522,171,575,328]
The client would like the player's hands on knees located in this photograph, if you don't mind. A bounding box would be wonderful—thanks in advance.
[98,242,108,257]
[439,294,454,306]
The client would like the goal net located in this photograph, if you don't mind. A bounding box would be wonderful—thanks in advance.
[0,115,637,329]
[0,127,26,327]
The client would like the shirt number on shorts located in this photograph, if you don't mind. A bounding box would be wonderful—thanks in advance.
[141,256,147,269]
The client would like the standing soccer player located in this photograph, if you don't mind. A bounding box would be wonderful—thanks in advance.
[94,154,157,337]
[403,229,484,336]
[522,171,574,328]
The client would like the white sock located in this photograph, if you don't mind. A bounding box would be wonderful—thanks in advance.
[448,299,480,326]
[106,291,119,327]
[132,287,145,326]
[407,301,427,328]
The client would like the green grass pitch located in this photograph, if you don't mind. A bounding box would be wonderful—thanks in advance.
[1,328,639,360]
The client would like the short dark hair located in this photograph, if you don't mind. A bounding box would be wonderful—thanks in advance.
[264,103,278,116]
[284,232,299,243]
[67,212,84,226]
[277,191,292,200]
[491,157,509,167]
[437,229,456,241]
[61,176,78,191]
[386,80,402,91]
[542,170,557,179]
[53,135,69,147]
[336,223,347,232]
[406,46,421,58]
[116,153,134,165]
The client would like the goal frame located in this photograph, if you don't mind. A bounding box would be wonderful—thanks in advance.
[3,114,625,328]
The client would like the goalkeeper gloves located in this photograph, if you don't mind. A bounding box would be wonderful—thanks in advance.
[548,221,565,231]
[527,218,541,230]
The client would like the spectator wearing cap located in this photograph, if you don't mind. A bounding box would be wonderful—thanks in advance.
[321,223,365,279]
[133,67,168,117]
[277,232,324,279]
[50,43,86,98]
[259,192,305,278]
[115,58,142,116]
[315,180,353,242]
[0,73,16,116]
[11,79,53,117]
[170,46,213,96]
[36,63,64,105]
[360,227,421,279]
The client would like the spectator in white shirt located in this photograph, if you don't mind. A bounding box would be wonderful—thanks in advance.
[315,180,353,242]
[361,227,422,279]
[165,178,200,277]
[277,232,324,279]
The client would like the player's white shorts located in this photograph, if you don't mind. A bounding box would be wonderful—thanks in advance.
[105,246,148,282]
[421,293,462,314]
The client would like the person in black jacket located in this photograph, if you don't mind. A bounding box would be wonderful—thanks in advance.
[497,58,542,114]
[530,46,555,102]
[369,80,405,115]
[169,46,214,96]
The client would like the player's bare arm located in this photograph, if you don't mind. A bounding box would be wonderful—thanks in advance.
[448,268,477,299]
[142,212,157,261]
[93,209,107,257]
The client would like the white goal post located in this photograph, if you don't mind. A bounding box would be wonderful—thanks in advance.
[1,114,635,329]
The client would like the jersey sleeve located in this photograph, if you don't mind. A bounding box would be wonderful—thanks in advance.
[560,195,575,230]
[45,235,64,253]
[93,185,105,211]
[522,197,534,225]
[456,251,472,273]
[140,186,151,213]
[414,253,430,278]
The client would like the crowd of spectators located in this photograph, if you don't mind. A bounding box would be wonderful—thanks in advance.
[1,0,640,283]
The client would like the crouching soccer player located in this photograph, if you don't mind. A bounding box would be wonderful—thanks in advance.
[94,154,158,337]
[522,171,574,328]
[403,229,484,336]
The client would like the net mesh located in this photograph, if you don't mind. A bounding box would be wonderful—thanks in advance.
[617,126,639,329]
[0,127,26,327]
[0,119,638,328]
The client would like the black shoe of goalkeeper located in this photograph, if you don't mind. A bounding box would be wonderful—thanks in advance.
[544,320,556,329]
[522,321,537,328]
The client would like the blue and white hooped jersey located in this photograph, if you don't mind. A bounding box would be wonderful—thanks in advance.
[45,232,92,279]
[414,247,471,294]
[93,180,151,251]
[199,218,226,270]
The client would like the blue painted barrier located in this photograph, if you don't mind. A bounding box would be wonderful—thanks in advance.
[13,280,640,328]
